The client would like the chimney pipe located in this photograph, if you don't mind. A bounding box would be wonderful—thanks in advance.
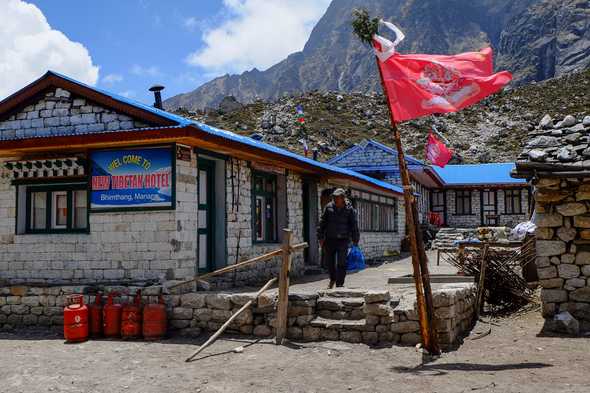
[149,85,165,109]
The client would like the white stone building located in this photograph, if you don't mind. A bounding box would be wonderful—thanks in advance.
[0,72,405,287]
[329,140,531,228]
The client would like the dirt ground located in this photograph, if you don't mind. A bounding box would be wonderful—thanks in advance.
[1,307,589,393]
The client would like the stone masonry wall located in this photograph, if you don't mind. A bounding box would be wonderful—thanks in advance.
[0,151,199,283]
[0,283,476,349]
[317,181,405,260]
[0,88,150,139]
[534,177,590,332]
[445,188,529,228]
[215,159,305,288]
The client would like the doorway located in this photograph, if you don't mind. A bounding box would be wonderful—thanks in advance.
[302,179,319,266]
[197,158,215,273]
[480,189,498,226]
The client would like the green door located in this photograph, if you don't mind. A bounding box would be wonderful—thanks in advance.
[197,159,215,273]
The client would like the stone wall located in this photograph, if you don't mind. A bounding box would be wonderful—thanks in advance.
[0,88,150,139]
[317,181,405,260]
[534,177,590,333]
[214,159,305,288]
[0,151,198,284]
[0,283,476,349]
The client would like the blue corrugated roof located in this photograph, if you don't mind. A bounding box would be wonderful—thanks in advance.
[431,163,526,185]
[190,121,404,194]
[1,71,404,196]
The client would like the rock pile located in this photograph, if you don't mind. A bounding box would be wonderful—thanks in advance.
[518,115,590,164]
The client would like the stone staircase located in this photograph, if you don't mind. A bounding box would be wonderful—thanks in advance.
[433,228,477,250]
[311,289,367,331]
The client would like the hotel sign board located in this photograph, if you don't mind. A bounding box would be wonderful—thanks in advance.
[90,146,174,211]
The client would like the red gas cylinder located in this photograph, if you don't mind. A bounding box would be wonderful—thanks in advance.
[121,290,142,339]
[103,292,122,338]
[88,293,103,338]
[63,294,89,343]
[143,295,167,340]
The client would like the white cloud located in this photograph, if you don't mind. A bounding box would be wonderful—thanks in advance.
[118,90,136,98]
[183,17,199,31]
[0,0,99,99]
[186,0,331,75]
[102,73,123,85]
[131,64,161,77]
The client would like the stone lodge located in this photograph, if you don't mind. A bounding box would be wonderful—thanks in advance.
[0,71,406,287]
[329,139,531,228]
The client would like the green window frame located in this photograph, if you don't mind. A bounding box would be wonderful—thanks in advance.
[356,199,397,233]
[504,189,523,215]
[455,190,472,215]
[25,183,89,234]
[252,171,278,243]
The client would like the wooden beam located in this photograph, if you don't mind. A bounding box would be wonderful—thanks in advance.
[185,277,277,362]
[169,242,308,290]
[275,229,293,345]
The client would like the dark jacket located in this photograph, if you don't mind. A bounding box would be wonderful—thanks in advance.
[317,200,360,244]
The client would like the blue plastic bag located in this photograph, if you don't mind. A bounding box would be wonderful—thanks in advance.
[346,245,366,272]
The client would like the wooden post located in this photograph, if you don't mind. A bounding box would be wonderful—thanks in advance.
[375,56,440,355]
[185,277,277,362]
[474,244,489,322]
[275,228,293,345]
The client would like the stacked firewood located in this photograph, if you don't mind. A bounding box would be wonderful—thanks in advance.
[443,238,536,313]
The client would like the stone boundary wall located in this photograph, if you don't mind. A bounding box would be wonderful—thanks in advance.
[0,283,476,349]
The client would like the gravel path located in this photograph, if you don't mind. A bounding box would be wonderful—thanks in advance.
[1,308,589,393]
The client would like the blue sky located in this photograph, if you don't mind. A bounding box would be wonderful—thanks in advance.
[1,0,331,104]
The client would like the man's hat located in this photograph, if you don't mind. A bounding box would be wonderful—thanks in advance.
[332,188,346,197]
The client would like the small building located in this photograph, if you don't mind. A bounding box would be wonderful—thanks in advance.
[513,114,590,333]
[0,72,405,287]
[329,139,531,228]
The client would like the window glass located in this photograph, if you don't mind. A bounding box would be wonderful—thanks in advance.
[52,191,68,228]
[31,191,47,230]
[73,190,87,229]
[456,190,471,215]
[252,173,277,242]
[25,186,88,233]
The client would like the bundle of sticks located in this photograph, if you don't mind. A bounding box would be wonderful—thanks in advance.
[444,237,535,312]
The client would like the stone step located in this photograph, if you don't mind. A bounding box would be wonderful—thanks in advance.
[318,288,366,298]
[317,296,365,311]
[310,317,367,331]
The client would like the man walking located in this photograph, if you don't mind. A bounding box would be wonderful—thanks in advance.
[318,188,360,288]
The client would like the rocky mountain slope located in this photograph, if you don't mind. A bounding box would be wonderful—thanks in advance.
[176,69,590,164]
[165,0,590,111]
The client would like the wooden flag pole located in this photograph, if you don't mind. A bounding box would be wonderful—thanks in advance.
[375,57,440,355]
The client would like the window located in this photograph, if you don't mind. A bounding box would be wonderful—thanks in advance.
[505,189,523,214]
[25,185,88,233]
[356,198,398,232]
[455,190,472,215]
[252,172,277,242]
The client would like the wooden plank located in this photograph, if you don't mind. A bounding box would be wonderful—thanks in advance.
[168,242,306,290]
[275,229,293,345]
[185,277,277,362]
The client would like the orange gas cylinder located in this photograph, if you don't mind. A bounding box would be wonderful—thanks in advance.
[103,292,122,338]
[143,295,167,340]
[121,290,142,339]
[88,293,103,338]
[63,294,88,343]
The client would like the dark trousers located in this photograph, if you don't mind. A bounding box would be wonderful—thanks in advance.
[323,239,349,287]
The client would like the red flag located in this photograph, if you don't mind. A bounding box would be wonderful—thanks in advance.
[425,132,452,167]
[375,42,512,122]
